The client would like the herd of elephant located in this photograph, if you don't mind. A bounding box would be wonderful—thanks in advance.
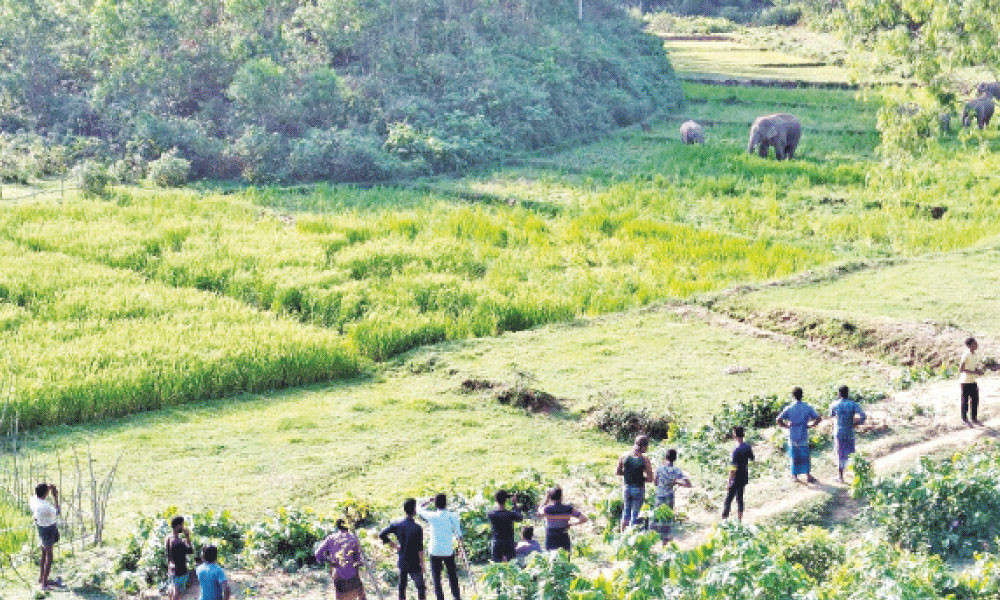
[680,114,801,160]
[675,81,1000,161]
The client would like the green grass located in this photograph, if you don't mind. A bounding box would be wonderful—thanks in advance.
[0,239,361,428]
[663,39,849,83]
[718,242,1000,340]
[416,308,884,421]
[10,304,882,539]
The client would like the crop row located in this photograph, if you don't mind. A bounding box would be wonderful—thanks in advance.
[0,239,362,428]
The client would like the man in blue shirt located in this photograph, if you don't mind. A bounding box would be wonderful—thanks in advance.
[380,498,427,600]
[196,545,231,600]
[830,385,867,483]
[776,387,821,483]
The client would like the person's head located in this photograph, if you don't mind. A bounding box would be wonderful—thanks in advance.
[202,545,218,564]
[522,526,534,541]
[336,519,349,532]
[495,490,510,506]
[839,385,849,399]
[664,448,678,464]
[967,337,978,352]
[733,426,745,440]
[546,486,563,505]
[434,493,447,510]
[403,498,417,517]
[634,435,650,452]
[34,483,49,499]
[171,516,185,533]
[792,387,803,401]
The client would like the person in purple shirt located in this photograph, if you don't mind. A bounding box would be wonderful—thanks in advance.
[776,387,821,483]
[316,519,366,600]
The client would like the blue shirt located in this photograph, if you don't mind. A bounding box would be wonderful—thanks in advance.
[830,399,866,438]
[380,517,425,572]
[778,401,819,446]
[416,507,463,557]
[196,562,227,600]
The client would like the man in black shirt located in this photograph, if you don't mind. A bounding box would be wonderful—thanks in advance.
[380,498,427,600]
[487,490,524,562]
[722,426,755,522]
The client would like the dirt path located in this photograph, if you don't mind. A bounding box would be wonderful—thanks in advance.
[676,376,1000,544]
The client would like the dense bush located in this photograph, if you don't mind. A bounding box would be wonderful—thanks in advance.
[244,508,336,571]
[855,443,1000,558]
[1,0,680,183]
[587,396,674,441]
[147,149,191,188]
[756,5,801,26]
[72,160,111,197]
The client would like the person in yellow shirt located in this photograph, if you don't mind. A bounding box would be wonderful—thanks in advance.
[959,337,985,426]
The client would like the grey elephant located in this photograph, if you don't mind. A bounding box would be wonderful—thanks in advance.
[962,96,995,129]
[680,120,704,144]
[747,113,801,160]
[977,82,1000,100]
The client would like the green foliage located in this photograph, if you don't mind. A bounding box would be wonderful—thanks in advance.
[451,471,550,564]
[147,149,191,188]
[2,0,680,183]
[72,160,112,197]
[480,550,580,600]
[244,507,335,569]
[855,443,1000,557]
[756,5,801,26]
[711,394,785,439]
[116,508,244,587]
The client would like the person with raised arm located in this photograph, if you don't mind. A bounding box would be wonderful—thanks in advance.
[487,490,523,563]
[165,516,194,600]
[416,494,463,600]
[538,486,588,553]
[30,482,60,590]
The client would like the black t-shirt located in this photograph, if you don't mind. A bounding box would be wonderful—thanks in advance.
[731,442,755,485]
[488,508,524,542]
[380,517,425,572]
[167,537,194,577]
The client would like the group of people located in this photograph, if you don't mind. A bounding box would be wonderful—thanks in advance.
[617,384,868,531]
[25,340,988,598]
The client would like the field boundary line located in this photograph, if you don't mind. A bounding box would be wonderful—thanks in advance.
[679,76,858,90]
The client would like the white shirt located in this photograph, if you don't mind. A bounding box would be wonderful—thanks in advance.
[416,507,463,557]
[29,496,59,527]
[960,350,981,384]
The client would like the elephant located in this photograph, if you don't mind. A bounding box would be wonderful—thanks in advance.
[977,82,1000,100]
[962,96,995,129]
[747,113,801,160]
[680,120,704,144]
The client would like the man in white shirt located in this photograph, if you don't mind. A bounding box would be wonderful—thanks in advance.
[417,494,464,600]
[960,337,985,426]
[29,482,60,589]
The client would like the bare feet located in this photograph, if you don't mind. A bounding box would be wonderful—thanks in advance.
[806,474,818,484]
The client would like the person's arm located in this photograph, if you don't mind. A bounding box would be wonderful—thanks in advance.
[776,408,789,428]
[749,447,755,462]
[51,487,60,515]
[419,551,426,573]
[379,524,398,550]
[220,578,231,600]
[644,456,654,482]
[416,507,433,522]
[678,469,692,488]
[453,512,463,541]
[654,467,661,487]
[855,404,867,426]
[166,538,175,572]
[615,455,625,476]
[314,537,331,565]
[570,508,588,526]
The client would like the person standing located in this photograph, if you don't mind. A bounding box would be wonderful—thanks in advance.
[959,337,985,425]
[615,435,654,531]
[316,519,366,600]
[380,498,427,600]
[538,487,588,553]
[776,387,821,483]
[29,483,60,590]
[416,494,463,600]
[165,516,194,600]
[487,490,523,563]
[721,427,754,522]
[829,386,867,483]
[652,449,691,542]
[196,545,231,600]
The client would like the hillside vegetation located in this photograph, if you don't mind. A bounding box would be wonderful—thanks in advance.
[0,0,679,184]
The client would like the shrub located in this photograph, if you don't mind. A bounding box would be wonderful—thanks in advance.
[587,394,673,441]
[147,149,191,187]
[243,507,335,569]
[711,394,785,440]
[72,159,112,197]
[757,6,801,26]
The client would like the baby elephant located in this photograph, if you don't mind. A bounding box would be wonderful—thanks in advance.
[748,113,801,160]
[963,96,995,129]
[679,120,704,144]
